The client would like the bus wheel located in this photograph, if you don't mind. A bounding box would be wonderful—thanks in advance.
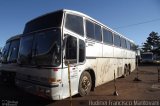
[128,65,131,75]
[123,66,128,78]
[79,71,92,96]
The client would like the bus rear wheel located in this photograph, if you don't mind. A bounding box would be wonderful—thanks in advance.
[124,65,131,77]
[123,66,128,78]
[78,71,92,96]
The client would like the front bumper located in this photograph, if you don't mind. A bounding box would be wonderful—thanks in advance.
[15,78,62,100]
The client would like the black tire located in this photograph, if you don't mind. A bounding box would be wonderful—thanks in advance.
[123,66,128,78]
[78,71,92,96]
[125,65,131,76]
[128,65,131,75]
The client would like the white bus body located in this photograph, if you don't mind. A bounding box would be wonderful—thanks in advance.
[15,9,136,100]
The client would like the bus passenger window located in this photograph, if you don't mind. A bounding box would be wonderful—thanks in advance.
[95,24,102,41]
[114,34,121,47]
[121,38,127,49]
[126,40,131,50]
[65,14,84,36]
[103,29,113,44]
[86,20,94,39]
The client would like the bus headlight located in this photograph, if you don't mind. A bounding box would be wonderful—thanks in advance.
[48,77,61,84]
[45,89,51,96]
[37,87,51,96]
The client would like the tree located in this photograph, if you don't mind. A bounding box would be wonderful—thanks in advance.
[0,47,2,53]
[142,31,160,55]
[0,47,2,58]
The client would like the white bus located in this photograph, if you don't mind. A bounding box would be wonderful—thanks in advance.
[141,52,153,63]
[15,9,136,100]
[0,34,21,84]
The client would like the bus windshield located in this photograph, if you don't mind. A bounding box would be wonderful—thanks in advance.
[23,11,63,34]
[18,36,33,65]
[2,39,20,63]
[8,39,20,62]
[1,42,10,63]
[19,29,61,67]
[141,54,153,60]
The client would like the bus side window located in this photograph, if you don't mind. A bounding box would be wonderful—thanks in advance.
[65,14,84,36]
[121,37,127,49]
[86,20,94,39]
[65,35,77,64]
[126,40,131,50]
[114,34,121,47]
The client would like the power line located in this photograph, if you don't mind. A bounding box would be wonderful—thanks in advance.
[113,18,160,29]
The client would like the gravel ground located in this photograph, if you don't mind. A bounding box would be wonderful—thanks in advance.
[0,65,160,106]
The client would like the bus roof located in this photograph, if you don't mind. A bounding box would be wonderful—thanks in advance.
[25,9,135,44]
[6,34,21,43]
[63,9,135,44]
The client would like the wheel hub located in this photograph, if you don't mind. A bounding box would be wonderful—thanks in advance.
[82,76,90,91]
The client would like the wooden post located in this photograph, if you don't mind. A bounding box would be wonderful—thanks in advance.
[158,69,160,82]
[113,70,118,96]
[133,57,141,81]
[67,61,72,106]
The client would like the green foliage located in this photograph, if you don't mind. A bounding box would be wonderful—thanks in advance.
[142,31,160,55]
[0,47,2,52]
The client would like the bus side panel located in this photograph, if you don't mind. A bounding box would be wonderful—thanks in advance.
[94,44,115,85]
[113,47,122,58]
[113,47,123,77]
[131,51,136,72]
[86,40,102,57]
[96,58,114,86]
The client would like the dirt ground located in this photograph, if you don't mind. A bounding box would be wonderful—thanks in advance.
[0,65,160,106]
